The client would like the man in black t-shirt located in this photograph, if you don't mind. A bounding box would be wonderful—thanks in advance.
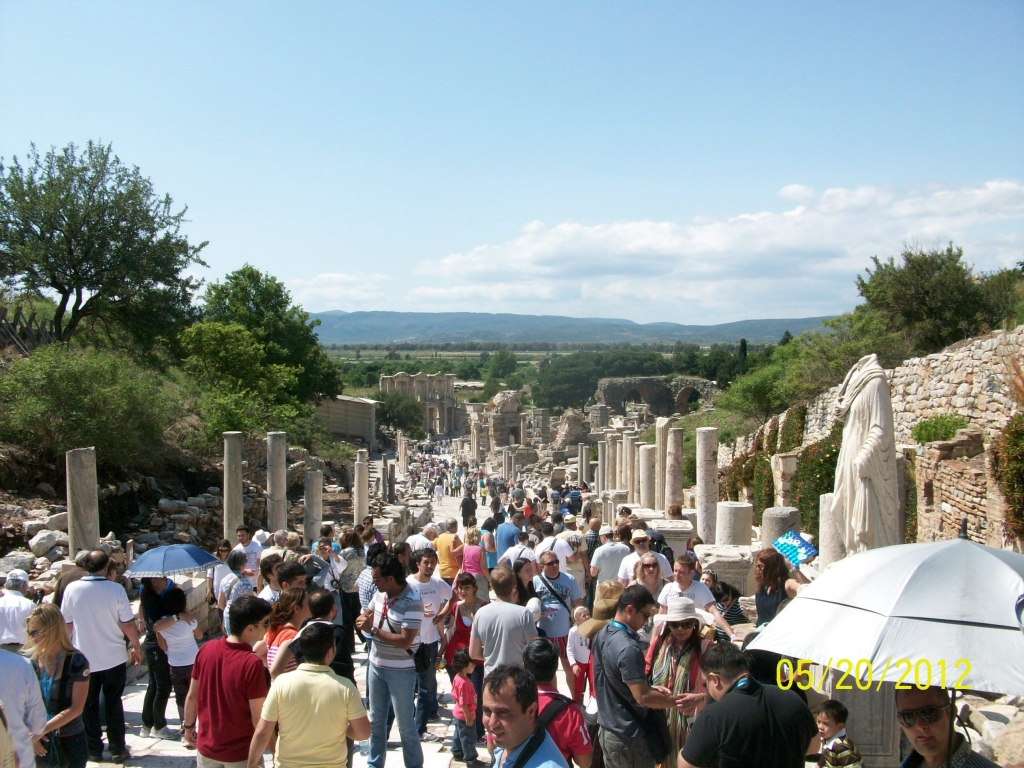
[460,492,478,527]
[681,643,818,768]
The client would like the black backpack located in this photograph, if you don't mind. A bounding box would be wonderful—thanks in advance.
[648,529,674,562]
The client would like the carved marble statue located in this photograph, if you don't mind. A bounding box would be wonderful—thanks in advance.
[829,354,900,553]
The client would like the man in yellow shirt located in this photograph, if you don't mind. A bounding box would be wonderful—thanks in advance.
[435,518,464,585]
[247,622,369,768]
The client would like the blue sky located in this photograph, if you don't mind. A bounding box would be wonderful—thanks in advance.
[2,2,1022,323]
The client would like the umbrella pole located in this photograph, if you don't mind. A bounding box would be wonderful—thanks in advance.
[945,687,955,768]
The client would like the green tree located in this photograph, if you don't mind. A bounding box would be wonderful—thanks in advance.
[717,363,788,425]
[488,348,517,378]
[376,390,425,439]
[454,359,482,380]
[856,243,985,353]
[0,142,206,350]
[202,265,341,402]
[179,321,300,404]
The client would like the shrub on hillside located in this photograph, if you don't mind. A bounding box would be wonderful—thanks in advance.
[992,413,1024,540]
[911,414,969,445]
[778,404,806,452]
[790,423,844,534]
[0,346,172,470]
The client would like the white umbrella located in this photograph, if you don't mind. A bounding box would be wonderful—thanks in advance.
[748,530,1024,696]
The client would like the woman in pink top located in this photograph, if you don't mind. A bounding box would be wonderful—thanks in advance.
[461,526,490,597]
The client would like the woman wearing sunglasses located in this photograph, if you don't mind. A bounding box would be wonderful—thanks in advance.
[644,597,714,761]
[25,603,90,768]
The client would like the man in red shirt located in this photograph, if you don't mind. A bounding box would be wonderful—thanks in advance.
[522,639,593,768]
[183,595,273,768]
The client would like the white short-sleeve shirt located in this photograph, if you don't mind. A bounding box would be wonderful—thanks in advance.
[535,537,574,571]
[617,551,671,582]
[658,579,716,610]
[61,575,135,672]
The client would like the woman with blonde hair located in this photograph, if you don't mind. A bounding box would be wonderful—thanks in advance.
[460,526,490,596]
[632,553,664,598]
[24,603,90,767]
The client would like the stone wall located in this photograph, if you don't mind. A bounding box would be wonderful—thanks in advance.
[802,327,1022,447]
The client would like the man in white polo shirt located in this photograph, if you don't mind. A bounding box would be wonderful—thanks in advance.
[61,550,142,763]
[616,530,671,584]
[658,554,742,642]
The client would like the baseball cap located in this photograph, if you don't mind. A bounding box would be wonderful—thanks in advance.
[563,514,576,523]
[4,568,29,585]
[599,525,613,536]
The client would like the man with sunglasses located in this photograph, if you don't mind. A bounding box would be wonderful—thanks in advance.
[680,642,818,768]
[895,687,997,767]
[533,553,583,697]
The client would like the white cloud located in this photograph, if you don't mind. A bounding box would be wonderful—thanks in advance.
[409,180,1024,323]
[287,272,392,312]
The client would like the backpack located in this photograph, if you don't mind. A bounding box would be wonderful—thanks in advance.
[648,530,674,562]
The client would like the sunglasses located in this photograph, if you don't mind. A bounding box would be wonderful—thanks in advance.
[643,564,659,570]
[666,621,697,631]
[896,705,948,728]
[542,561,559,567]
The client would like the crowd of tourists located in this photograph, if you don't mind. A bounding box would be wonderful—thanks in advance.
[0,445,997,768]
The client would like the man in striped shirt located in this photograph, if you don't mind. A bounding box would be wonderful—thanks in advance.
[355,553,424,768]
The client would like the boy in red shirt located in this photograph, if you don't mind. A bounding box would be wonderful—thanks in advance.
[183,594,272,767]
[450,648,479,765]
[523,639,593,768]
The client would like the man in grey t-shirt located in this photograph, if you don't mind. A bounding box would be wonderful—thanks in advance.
[468,567,536,675]
[590,526,629,589]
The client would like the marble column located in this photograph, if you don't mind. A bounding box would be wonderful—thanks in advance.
[66,447,100,554]
[303,470,323,545]
[633,448,641,504]
[610,490,629,522]
[716,501,753,545]
[819,493,846,570]
[655,418,671,511]
[607,436,619,495]
[597,441,607,494]
[639,444,657,509]
[471,423,480,462]
[510,452,517,482]
[578,443,589,485]
[223,432,244,539]
[354,449,369,519]
[388,464,396,504]
[267,432,288,531]
[696,427,719,544]
[762,506,801,547]
[520,413,529,445]
[622,435,635,503]
[665,428,684,510]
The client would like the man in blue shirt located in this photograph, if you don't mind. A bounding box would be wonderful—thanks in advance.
[483,665,568,768]
[495,512,525,563]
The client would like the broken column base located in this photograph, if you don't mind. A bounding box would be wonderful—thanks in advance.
[694,544,757,596]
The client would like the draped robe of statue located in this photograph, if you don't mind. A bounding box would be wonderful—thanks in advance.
[829,354,900,554]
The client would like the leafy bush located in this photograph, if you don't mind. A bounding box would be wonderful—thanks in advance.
[778,404,806,452]
[682,454,697,486]
[505,372,524,391]
[752,453,774,521]
[0,346,172,470]
[765,418,779,454]
[911,414,969,444]
[991,413,1024,539]
[790,423,844,534]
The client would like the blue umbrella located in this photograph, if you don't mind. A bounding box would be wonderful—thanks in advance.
[125,544,220,577]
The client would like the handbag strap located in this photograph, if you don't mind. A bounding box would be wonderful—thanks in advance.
[538,575,572,615]
[505,719,556,768]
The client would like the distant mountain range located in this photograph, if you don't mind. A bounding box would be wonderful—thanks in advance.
[309,310,832,344]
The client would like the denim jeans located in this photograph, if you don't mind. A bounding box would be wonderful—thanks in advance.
[367,663,423,768]
[142,645,171,729]
[451,717,478,762]
[83,663,127,756]
[414,641,440,734]
[169,664,193,724]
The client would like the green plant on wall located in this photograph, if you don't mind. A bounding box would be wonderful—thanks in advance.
[790,423,844,534]
[764,419,779,455]
[751,453,774,523]
[992,412,1024,540]
[911,414,969,444]
[778,404,807,452]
